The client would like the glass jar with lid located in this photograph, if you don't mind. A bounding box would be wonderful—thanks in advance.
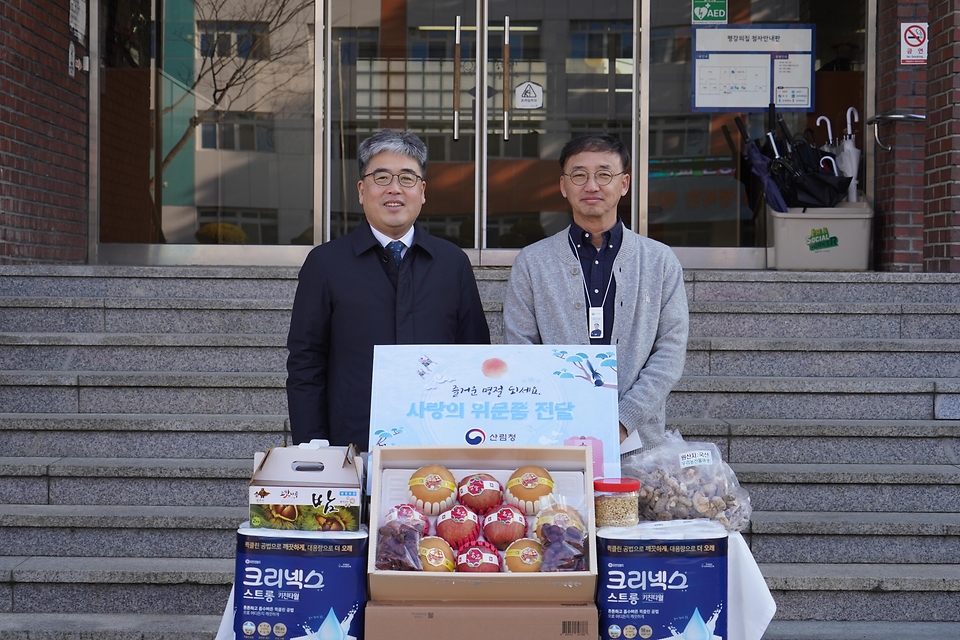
[593,477,641,528]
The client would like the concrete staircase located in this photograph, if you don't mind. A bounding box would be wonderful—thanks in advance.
[675,272,960,639]
[0,265,958,639]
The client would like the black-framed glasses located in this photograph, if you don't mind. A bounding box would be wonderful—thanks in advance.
[563,170,625,186]
[363,171,423,188]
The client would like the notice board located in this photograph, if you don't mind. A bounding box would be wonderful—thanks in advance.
[692,24,815,112]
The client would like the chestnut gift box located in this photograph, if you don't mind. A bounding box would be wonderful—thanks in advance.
[248,440,364,531]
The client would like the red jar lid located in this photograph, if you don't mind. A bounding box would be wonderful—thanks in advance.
[594,477,641,493]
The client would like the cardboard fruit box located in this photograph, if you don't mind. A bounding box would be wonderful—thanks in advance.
[364,601,599,640]
[367,445,598,603]
[249,442,364,531]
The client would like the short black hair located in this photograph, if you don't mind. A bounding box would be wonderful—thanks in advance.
[559,134,630,173]
[357,129,428,177]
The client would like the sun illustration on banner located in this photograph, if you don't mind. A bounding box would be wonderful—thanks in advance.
[481,357,508,378]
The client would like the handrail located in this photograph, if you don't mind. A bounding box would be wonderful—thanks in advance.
[864,111,925,151]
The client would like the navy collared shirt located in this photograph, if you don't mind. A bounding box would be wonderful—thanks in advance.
[568,219,622,345]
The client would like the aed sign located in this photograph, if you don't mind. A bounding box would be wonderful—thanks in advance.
[693,0,727,25]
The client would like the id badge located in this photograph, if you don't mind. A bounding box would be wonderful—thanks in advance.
[589,306,604,339]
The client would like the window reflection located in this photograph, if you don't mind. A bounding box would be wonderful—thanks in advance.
[100,0,314,246]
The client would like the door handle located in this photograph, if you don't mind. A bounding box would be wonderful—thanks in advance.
[454,16,461,141]
[503,15,510,141]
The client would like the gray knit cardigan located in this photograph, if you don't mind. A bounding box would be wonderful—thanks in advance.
[503,225,689,451]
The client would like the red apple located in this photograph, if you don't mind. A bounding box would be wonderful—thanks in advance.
[457,473,503,514]
[456,541,501,572]
[435,504,480,548]
[482,504,528,550]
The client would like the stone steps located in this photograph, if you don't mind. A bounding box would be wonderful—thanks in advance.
[686,271,960,303]
[3,265,959,302]
[0,334,287,372]
[760,563,960,622]
[6,296,960,341]
[0,613,223,640]
[0,457,251,507]
[762,621,960,640]
[1,556,232,615]
[3,335,959,378]
[669,376,960,420]
[0,413,288,458]
[0,504,247,558]
[731,462,960,513]
[3,502,954,566]
[0,266,300,300]
[673,417,960,465]
[0,296,504,339]
[685,337,960,377]
[1,265,959,637]
[0,372,288,415]
[5,372,958,420]
[2,616,959,640]
[747,511,960,564]
[690,301,960,339]
[4,453,957,510]
[0,296,294,334]
[3,555,958,621]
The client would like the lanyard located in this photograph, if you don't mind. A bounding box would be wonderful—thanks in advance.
[569,235,615,340]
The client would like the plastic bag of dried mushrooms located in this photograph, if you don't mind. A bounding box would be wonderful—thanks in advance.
[621,430,752,532]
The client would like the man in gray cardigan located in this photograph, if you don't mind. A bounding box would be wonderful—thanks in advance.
[503,134,689,452]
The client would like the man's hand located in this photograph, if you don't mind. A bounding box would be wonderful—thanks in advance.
[619,422,628,443]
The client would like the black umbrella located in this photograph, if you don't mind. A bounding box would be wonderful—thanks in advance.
[766,115,852,209]
[734,117,788,213]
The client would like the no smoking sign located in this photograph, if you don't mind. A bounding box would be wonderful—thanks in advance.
[901,23,928,65]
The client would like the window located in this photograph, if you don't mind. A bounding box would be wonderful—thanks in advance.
[570,21,633,60]
[649,116,711,158]
[197,208,279,245]
[198,22,270,60]
[199,112,275,152]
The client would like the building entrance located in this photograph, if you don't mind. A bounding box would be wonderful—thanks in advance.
[94,0,867,268]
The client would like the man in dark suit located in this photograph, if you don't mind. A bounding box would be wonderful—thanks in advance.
[286,129,490,448]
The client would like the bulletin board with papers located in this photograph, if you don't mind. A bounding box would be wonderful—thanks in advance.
[692,24,815,112]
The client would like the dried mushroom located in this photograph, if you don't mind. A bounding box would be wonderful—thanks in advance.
[623,431,752,532]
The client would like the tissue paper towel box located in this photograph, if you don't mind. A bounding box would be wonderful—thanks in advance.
[233,524,368,640]
[249,443,363,531]
[597,520,728,640]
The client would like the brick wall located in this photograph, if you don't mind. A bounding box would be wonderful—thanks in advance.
[873,0,928,271]
[0,0,89,263]
[923,0,960,271]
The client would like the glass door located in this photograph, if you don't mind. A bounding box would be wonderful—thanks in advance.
[96,0,316,265]
[327,0,479,247]
[484,1,635,249]
[325,0,635,253]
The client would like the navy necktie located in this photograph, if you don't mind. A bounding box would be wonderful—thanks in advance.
[386,240,404,266]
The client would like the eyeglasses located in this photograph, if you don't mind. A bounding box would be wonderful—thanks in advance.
[363,171,423,188]
[563,170,625,186]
